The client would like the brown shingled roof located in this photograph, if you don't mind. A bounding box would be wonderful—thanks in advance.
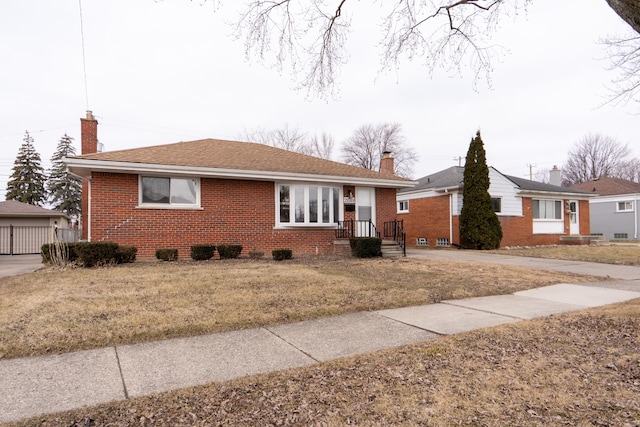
[69,139,411,182]
[0,200,69,218]
[570,177,640,196]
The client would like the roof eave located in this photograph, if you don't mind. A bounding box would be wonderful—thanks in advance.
[516,189,596,198]
[64,159,416,189]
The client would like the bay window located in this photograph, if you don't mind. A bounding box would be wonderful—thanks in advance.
[278,184,340,226]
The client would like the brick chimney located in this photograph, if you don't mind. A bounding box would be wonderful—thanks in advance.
[80,111,98,240]
[80,110,99,154]
[379,151,395,175]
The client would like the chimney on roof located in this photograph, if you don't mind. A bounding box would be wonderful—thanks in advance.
[81,110,99,155]
[549,165,562,187]
[80,111,99,241]
[380,151,395,175]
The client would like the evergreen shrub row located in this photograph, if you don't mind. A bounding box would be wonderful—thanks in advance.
[41,241,137,267]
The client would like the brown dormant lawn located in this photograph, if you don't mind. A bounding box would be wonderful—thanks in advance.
[8,278,640,426]
[1,255,596,360]
[495,244,640,266]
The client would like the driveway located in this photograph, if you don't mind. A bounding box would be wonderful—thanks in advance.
[0,254,43,278]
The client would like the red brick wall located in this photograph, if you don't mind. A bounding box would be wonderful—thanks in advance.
[89,174,392,259]
[375,187,397,232]
[402,195,591,248]
[400,194,455,247]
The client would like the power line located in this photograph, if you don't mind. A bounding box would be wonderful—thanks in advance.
[78,0,90,110]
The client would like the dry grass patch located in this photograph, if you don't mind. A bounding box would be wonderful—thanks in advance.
[496,244,640,266]
[0,257,595,359]
[17,298,640,426]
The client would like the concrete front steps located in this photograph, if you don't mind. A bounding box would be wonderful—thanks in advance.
[381,239,404,257]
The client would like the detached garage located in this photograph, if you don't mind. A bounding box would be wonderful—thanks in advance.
[0,200,77,255]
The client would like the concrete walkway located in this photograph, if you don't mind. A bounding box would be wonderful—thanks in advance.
[2,251,640,423]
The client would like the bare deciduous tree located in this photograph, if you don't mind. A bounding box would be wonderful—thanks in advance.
[223,1,640,101]
[239,124,312,155]
[309,131,335,160]
[341,123,417,178]
[562,133,637,185]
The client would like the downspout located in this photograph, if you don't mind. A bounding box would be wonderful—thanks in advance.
[635,194,638,239]
[449,191,453,245]
[87,178,92,242]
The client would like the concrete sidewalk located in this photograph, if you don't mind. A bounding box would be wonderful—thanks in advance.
[2,253,640,423]
[2,281,640,423]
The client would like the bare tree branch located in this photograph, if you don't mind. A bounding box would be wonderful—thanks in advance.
[340,123,417,178]
[561,133,636,185]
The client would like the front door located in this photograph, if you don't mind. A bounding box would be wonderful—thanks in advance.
[569,200,579,235]
[355,187,376,237]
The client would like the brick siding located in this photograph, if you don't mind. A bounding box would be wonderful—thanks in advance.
[89,173,396,259]
[401,196,590,248]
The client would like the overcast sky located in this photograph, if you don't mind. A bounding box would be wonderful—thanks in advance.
[1,0,638,199]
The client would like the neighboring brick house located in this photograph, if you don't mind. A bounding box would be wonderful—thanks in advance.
[65,113,414,259]
[396,166,594,248]
[570,177,640,241]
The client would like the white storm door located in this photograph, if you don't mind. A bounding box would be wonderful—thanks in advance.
[355,187,376,237]
[569,200,579,235]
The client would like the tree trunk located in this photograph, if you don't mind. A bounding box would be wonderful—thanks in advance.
[607,0,640,34]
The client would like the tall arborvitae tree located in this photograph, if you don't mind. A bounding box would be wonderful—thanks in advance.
[459,131,503,250]
[47,133,82,219]
[5,131,48,206]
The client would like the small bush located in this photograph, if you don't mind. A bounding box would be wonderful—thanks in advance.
[73,241,119,267]
[156,248,178,261]
[272,249,292,261]
[249,250,264,259]
[350,237,382,258]
[218,244,242,259]
[190,244,216,261]
[115,245,138,264]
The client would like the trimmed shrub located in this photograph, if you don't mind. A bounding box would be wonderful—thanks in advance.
[350,237,382,258]
[218,244,242,259]
[156,248,178,261]
[249,250,264,259]
[190,244,216,261]
[115,245,138,264]
[272,249,292,261]
[73,241,119,267]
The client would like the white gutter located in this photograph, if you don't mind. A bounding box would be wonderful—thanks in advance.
[64,158,416,189]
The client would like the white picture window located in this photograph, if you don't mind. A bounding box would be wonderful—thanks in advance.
[278,184,340,226]
[617,201,633,212]
[140,176,199,207]
[532,199,562,220]
[398,200,409,213]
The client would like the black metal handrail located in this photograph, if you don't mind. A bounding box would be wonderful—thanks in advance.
[383,219,406,257]
[335,220,380,239]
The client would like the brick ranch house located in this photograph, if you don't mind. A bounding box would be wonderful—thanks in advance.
[65,113,414,259]
[396,166,594,248]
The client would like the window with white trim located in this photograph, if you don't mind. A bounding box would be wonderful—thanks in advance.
[491,197,502,213]
[532,199,562,220]
[398,200,409,213]
[278,184,340,226]
[140,176,199,207]
[617,201,633,212]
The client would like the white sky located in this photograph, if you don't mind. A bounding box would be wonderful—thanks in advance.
[1,0,638,199]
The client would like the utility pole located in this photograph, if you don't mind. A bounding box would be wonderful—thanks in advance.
[453,156,463,167]
[526,164,536,180]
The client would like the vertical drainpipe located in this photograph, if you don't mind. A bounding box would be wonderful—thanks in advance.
[448,190,453,245]
[635,194,639,239]
[87,178,92,242]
